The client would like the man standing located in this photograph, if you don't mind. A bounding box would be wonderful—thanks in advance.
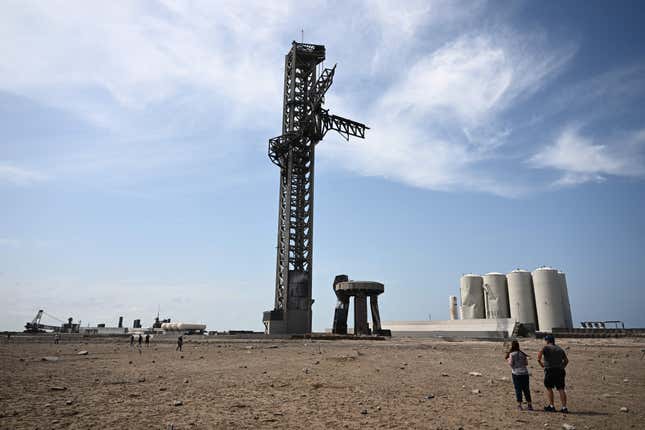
[537,334,569,413]
[144,334,150,347]
[176,335,183,352]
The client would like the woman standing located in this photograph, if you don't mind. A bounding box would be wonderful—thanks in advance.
[506,340,533,410]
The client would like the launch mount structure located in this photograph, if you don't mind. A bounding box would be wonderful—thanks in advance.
[263,42,368,334]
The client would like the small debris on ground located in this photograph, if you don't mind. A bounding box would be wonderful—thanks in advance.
[77,350,88,355]
[173,400,183,406]
[469,371,482,377]
[620,407,629,413]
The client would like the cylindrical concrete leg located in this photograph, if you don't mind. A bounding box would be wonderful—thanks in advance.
[332,296,350,334]
[354,293,369,335]
[370,295,382,332]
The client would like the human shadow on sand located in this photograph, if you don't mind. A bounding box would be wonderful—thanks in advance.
[562,411,610,417]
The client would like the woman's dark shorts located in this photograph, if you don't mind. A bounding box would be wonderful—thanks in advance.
[544,368,566,390]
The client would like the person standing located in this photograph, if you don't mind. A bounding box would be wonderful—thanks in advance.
[537,334,569,413]
[144,334,150,347]
[130,334,134,348]
[506,340,533,410]
[176,335,183,352]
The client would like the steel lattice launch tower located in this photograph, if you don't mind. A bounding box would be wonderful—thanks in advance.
[263,42,368,334]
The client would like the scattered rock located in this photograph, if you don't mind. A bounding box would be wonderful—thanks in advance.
[138,377,146,383]
[620,407,629,413]
[623,378,629,383]
[469,372,482,377]
[562,424,575,430]
[499,376,509,382]
[50,386,67,391]
[199,356,204,359]
[128,361,133,364]
[42,356,60,362]
[303,368,310,374]
[173,400,183,406]
[314,360,320,365]
[471,389,481,394]
[77,350,88,355]
[65,400,73,405]
[376,406,381,411]
[180,355,184,359]
[425,394,435,399]
[441,373,449,377]
[360,409,368,415]
[152,360,155,364]
[184,379,189,384]
[160,387,167,391]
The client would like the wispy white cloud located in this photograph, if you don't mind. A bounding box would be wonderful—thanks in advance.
[530,126,645,186]
[324,31,575,196]
[0,163,48,185]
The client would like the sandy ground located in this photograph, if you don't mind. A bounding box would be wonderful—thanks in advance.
[0,336,644,429]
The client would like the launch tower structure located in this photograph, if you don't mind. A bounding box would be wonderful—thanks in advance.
[263,42,368,334]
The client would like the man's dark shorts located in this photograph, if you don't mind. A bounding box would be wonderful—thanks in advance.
[544,368,566,390]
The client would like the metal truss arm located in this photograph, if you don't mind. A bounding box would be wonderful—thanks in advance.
[309,65,336,109]
[320,110,369,140]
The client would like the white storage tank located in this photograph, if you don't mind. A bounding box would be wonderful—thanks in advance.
[162,322,206,331]
[449,296,458,320]
[459,274,485,319]
[532,267,568,332]
[483,273,510,319]
[506,269,538,328]
[176,323,206,331]
[557,271,573,329]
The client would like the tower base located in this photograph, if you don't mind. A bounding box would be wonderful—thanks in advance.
[262,309,310,335]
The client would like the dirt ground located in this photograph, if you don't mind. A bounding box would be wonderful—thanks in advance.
[0,335,643,429]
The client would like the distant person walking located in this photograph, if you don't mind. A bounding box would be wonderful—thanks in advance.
[54,333,60,344]
[176,335,183,352]
[538,334,569,413]
[506,340,533,411]
[130,335,135,348]
[145,334,150,347]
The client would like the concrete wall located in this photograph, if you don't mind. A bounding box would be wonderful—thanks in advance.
[382,319,517,339]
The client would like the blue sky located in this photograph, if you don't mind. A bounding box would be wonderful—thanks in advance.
[1,0,644,331]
